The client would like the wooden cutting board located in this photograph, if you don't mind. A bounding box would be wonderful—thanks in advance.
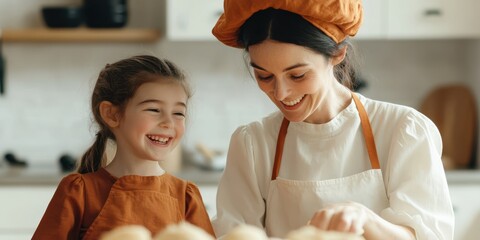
[420,84,477,169]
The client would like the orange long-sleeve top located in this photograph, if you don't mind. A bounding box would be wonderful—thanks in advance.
[32,168,215,240]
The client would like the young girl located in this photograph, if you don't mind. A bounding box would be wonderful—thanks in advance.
[32,55,215,240]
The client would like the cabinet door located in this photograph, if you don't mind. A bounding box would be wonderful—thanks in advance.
[355,0,385,39]
[449,184,480,240]
[387,0,480,39]
[198,185,217,219]
[0,186,56,238]
[166,0,224,40]
[446,0,480,38]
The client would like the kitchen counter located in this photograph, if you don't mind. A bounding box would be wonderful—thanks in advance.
[445,170,480,184]
[1,163,478,186]
[176,166,223,185]
[0,163,222,186]
[0,163,67,185]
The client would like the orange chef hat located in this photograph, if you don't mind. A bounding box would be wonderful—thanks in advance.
[212,0,363,48]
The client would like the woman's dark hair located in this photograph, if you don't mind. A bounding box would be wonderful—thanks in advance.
[238,8,358,89]
[77,55,191,174]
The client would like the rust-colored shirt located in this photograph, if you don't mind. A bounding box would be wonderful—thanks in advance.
[32,168,214,239]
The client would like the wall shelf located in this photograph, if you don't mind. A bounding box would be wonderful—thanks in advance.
[1,28,161,43]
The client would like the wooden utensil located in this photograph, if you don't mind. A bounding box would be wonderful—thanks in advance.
[420,84,477,169]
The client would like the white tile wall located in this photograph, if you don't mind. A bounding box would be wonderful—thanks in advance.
[0,0,478,166]
[355,40,470,108]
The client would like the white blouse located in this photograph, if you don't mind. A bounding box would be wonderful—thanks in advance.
[212,94,454,239]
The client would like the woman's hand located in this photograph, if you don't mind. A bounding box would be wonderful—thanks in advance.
[308,201,368,235]
[308,201,416,240]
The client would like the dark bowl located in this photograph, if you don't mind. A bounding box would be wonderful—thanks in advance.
[42,6,84,28]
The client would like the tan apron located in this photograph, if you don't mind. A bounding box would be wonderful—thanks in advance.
[82,178,183,240]
[264,93,389,238]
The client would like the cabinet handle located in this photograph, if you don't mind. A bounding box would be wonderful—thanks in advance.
[424,9,442,16]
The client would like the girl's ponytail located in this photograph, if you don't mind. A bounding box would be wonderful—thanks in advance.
[77,130,108,173]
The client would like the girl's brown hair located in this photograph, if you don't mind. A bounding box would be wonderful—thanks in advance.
[77,55,191,174]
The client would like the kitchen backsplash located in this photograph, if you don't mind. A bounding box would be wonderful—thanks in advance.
[1,0,479,167]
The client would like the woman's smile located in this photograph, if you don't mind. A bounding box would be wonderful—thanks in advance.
[281,94,306,112]
[281,94,306,108]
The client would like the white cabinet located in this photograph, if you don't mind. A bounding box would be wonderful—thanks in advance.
[0,186,56,240]
[165,0,480,41]
[198,185,218,219]
[449,183,480,240]
[0,184,218,239]
[355,0,385,39]
[166,0,224,40]
[386,0,480,39]
[165,0,388,41]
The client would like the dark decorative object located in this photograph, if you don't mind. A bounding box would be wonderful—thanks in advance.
[3,153,28,167]
[352,76,368,92]
[41,6,84,28]
[84,0,128,28]
[59,154,77,172]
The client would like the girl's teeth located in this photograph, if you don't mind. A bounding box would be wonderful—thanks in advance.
[147,135,169,143]
[283,95,304,106]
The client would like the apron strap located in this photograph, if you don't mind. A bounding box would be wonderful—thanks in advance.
[352,93,380,169]
[271,118,290,180]
[271,92,380,180]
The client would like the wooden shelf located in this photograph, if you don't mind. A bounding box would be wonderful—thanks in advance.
[1,28,161,43]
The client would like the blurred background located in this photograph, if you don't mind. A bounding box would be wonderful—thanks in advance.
[0,0,479,239]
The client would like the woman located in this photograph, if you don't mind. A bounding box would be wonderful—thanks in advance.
[210,1,454,239]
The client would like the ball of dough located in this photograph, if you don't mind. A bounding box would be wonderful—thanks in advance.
[153,221,214,240]
[223,224,269,240]
[286,225,365,240]
[285,225,319,240]
[100,225,151,240]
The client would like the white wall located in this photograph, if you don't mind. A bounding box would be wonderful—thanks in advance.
[0,0,476,167]
[355,40,469,108]
[0,0,275,164]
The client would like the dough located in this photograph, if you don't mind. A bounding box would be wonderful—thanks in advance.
[286,226,365,240]
[99,225,152,240]
[153,221,214,240]
[223,224,269,240]
[285,225,319,240]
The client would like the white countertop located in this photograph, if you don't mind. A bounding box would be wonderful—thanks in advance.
[0,163,478,186]
[0,163,66,185]
[0,163,223,186]
[445,170,480,184]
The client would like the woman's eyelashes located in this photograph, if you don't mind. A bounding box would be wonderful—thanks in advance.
[290,73,306,80]
[255,72,306,81]
[256,73,273,81]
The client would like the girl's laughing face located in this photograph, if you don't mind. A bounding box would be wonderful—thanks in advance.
[113,79,188,162]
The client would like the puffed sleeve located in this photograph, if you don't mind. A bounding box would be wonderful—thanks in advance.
[212,126,266,238]
[185,182,216,237]
[32,174,85,240]
[380,111,454,239]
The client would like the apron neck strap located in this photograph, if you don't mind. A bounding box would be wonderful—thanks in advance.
[351,93,380,169]
[271,118,290,180]
[271,92,380,181]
